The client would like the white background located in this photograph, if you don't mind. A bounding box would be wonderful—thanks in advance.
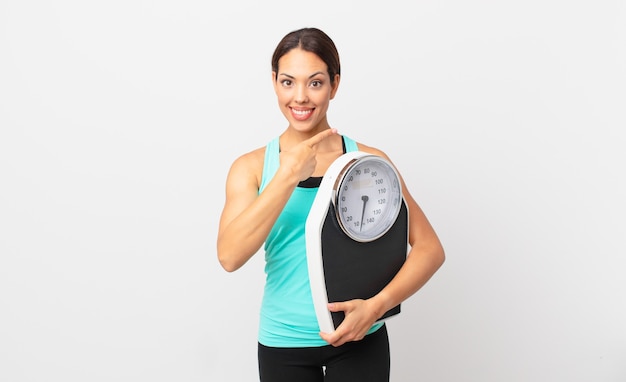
[1,1,625,381]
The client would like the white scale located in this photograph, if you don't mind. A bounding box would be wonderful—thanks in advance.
[306,151,409,333]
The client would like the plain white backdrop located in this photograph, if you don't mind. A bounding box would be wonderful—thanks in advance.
[1,1,625,381]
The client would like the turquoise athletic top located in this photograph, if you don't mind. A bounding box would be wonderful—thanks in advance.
[258,135,382,347]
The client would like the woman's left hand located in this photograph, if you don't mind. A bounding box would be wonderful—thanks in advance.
[318,299,380,347]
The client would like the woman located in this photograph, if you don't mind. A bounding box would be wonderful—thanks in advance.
[217,27,445,381]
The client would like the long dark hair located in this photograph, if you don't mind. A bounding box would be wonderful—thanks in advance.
[271,27,341,85]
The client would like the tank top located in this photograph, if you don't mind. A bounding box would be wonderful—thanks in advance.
[258,135,381,347]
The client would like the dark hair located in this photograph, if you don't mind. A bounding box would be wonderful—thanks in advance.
[271,27,340,85]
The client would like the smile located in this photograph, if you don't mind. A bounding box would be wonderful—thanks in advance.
[291,108,314,121]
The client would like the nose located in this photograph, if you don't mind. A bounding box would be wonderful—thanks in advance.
[295,85,309,104]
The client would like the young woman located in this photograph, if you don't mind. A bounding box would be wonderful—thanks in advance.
[217,27,445,382]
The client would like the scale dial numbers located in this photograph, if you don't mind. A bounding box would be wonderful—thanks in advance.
[334,156,403,242]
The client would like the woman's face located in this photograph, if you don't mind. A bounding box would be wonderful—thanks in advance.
[273,48,340,133]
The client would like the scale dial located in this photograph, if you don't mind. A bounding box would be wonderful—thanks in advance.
[333,155,403,242]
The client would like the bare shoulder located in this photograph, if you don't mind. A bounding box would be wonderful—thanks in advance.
[354,142,392,161]
[227,146,266,189]
[231,146,265,170]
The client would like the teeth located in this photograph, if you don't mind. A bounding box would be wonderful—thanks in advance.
[293,109,311,115]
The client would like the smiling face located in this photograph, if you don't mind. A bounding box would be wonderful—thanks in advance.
[273,48,340,134]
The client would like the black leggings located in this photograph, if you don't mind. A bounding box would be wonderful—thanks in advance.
[258,324,390,382]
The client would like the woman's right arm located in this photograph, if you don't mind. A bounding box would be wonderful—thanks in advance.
[217,129,338,272]
[217,151,299,272]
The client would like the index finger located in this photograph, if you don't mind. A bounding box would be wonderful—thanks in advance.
[306,128,338,148]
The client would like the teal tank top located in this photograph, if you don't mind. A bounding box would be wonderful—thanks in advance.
[258,135,382,347]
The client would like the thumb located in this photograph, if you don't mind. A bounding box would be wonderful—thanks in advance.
[327,302,347,312]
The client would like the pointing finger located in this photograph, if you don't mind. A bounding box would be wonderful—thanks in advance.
[306,128,338,148]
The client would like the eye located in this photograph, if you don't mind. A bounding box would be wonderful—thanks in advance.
[310,80,323,88]
[280,79,293,87]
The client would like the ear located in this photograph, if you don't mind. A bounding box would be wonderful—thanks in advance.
[271,71,278,93]
[329,74,340,100]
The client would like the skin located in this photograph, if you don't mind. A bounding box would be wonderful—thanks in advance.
[217,47,445,347]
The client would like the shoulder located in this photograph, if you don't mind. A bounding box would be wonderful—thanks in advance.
[227,146,266,189]
[354,141,391,161]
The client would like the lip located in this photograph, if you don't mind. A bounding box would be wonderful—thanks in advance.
[290,107,314,121]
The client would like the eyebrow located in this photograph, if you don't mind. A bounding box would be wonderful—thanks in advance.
[278,71,326,79]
